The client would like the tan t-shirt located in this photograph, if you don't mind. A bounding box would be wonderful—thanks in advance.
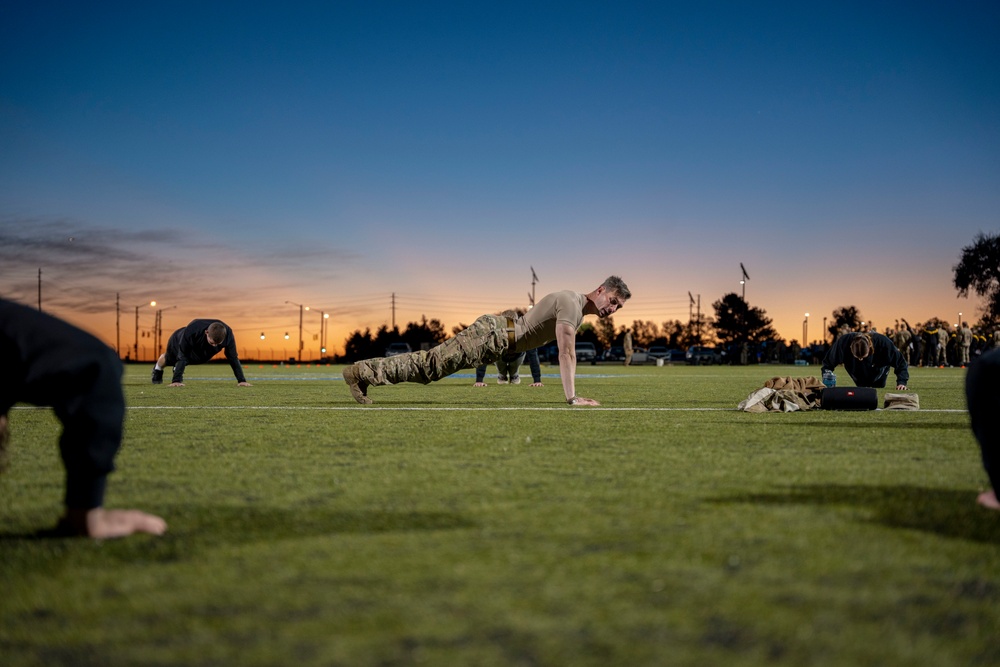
[513,290,586,352]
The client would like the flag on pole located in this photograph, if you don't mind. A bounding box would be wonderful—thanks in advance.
[688,291,695,305]
[740,263,749,281]
[531,266,539,282]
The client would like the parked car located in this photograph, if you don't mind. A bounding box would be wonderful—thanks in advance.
[685,345,723,365]
[385,342,413,357]
[667,349,687,362]
[647,346,670,360]
[575,341,597,361]
[537,343,559,363]
[604,345,625,361]
[628,347,649,365]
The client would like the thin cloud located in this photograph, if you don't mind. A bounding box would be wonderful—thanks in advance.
[0,217,361,318]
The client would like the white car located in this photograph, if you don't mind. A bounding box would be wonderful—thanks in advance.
[385,342,412,357]
[628,347,649,365]
[575,342,597,361]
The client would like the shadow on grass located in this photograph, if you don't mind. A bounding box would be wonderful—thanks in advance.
[0,506,476,572]
[713,484,1000,545]
[731,418,969,431]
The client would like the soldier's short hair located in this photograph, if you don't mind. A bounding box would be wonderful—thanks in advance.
[602,276,631,301]
[850,333,873,360]
[207,322,227,345]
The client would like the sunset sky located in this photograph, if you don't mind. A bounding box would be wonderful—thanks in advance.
[2,2,998,361]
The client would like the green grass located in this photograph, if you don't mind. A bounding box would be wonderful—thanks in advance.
[1,362,997,666]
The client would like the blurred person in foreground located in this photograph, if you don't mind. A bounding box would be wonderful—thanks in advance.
[344,276,630,406]
[966,347,1000,512]
[0,298,167,538]
[821,330,909,391]
[152,319,251,387]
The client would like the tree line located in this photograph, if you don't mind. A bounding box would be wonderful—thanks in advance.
[336,232,1000,362]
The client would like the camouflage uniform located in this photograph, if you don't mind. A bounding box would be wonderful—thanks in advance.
[893,327,911,364]
[959,325,973,365]
[353,314,510,386]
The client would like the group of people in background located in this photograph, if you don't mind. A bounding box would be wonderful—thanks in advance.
[888,319,998,369]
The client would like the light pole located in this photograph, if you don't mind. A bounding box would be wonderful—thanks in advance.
[134,300,155,362]
[823,317,827,343]
[803,313,809,346]
[320,311,330,357]
[154,305,177,359]
[285,301,309,362]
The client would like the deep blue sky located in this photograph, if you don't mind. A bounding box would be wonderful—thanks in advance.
[2,2,998,352]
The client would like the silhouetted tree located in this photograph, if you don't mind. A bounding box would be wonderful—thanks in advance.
[712,293,777,346]
[401,315,447,351]
[829,306,863,339]
[594,316,617,349]
[630,320,660,347]
[954,232,1000,323]
[576,323,601,351]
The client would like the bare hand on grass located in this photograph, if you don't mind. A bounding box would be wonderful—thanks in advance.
[63,507,168,538]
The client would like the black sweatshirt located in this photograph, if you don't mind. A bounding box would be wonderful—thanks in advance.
[0,298,124,509]
[822,332,909,388]
[166,319,246,383]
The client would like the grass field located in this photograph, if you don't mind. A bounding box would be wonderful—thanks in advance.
[1,362,998,666]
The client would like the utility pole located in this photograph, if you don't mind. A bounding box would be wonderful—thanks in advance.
[391,293,396,329]
[530,267,539,307]
[37,268,42,310]
[116,293,121,358]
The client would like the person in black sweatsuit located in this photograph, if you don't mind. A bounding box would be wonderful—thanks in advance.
[821,331,909,390]
[0,298,166,538]
[152,318,251,386]
[966,347,1000,511]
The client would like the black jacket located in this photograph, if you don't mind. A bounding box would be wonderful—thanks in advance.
[167,319,246,383]
[0,298,124,509]
[822,332,909,388]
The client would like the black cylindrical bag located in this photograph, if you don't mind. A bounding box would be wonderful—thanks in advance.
[820,386,878,411]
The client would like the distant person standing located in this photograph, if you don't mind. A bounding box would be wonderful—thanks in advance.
[959,322,973,367]
[902,319,921,366]
[821,331,909,390]
[623,329,633,366]
[921,323,939,368]
[893,323,912,364]
[937,326,949,366]
[0,298,167,538]
[152,319,251,387]
[965,348,1000,512]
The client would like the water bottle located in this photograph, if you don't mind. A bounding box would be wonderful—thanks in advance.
[822,369,836,388]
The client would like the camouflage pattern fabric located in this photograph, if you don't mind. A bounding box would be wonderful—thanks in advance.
[355,314,510,386]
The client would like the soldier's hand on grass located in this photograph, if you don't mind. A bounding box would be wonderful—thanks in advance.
[568,396,600,406]
[977,490,1000,512]
[473,382,487,387]
[63,507,168,538]
[168,382,185,387]
[530,382,543,387]
[896,384,907,390]
[238,382,252,387]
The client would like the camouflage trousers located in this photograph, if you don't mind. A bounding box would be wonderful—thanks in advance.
[355,315,511,386]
